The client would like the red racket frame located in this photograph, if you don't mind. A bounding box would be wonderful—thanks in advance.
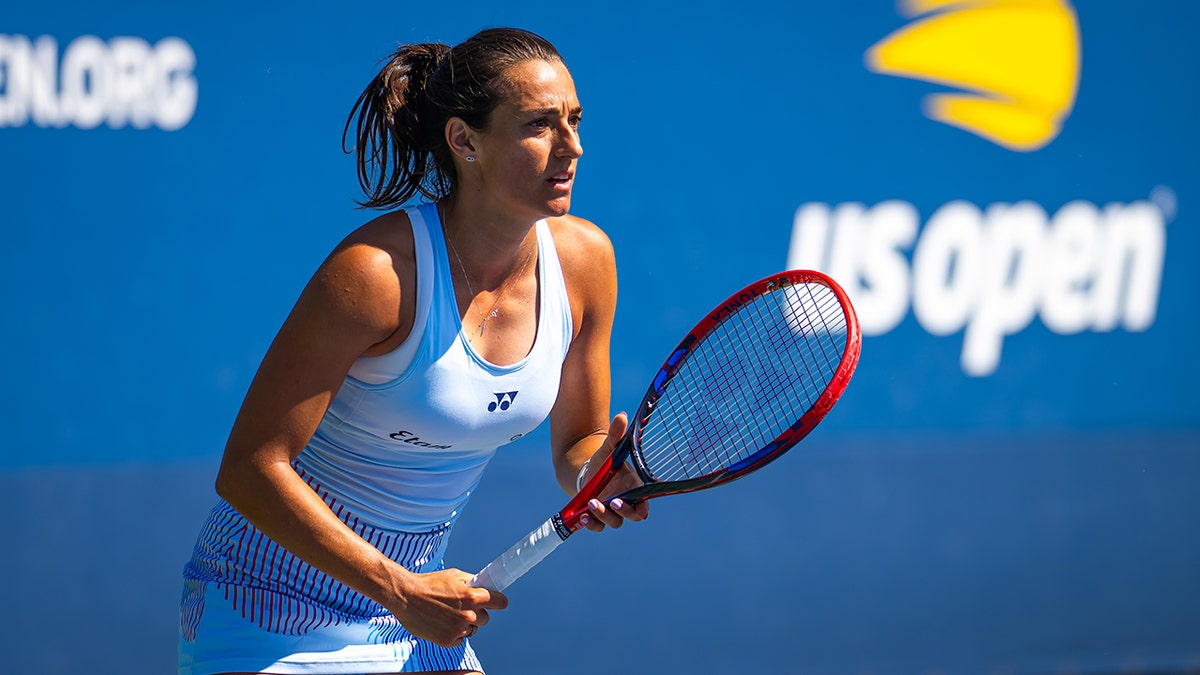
[558,269,861,533]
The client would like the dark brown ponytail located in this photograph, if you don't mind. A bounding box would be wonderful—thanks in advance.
[343,28,565,210]
[343,42,451,208]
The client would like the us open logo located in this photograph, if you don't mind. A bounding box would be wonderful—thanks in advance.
[788,0,1171,377]
[865,0,1080,151]
[488,391,518,412]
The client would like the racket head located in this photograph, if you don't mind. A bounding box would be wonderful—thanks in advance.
[618,269,860,501]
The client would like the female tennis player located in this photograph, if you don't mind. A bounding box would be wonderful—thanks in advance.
[179,27,647,675]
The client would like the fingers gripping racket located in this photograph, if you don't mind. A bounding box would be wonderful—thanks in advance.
[469,270,861,592]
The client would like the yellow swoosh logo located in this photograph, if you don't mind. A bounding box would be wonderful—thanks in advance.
[865,0,1081,151]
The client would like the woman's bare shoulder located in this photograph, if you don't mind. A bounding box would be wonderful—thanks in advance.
[546,214,617,332]
[338,209,416,259]
[307,210,417,341]
[546,214,614,266]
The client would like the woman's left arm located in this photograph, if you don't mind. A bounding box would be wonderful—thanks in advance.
[548,216,648,532]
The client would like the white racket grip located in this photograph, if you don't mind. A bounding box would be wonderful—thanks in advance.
[469,515,569,592]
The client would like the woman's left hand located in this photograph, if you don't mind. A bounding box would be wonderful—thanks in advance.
[576,412,651,532]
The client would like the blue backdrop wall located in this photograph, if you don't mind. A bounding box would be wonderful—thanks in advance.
[2,1,1198,673]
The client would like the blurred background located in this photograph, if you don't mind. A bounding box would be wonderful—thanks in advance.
[2,1,1197,673]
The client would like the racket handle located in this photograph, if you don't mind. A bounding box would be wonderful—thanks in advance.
[469,514,571,592]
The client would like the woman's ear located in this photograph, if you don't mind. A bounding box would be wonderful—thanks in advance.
[445,117,479,163]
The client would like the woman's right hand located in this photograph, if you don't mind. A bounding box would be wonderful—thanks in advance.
[388,567,509,647]
[574,413,650,533]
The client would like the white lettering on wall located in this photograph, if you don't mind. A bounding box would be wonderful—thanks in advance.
[0,34,197,130]
[787,195,1169,376]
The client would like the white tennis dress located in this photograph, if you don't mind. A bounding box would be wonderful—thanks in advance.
[180,202,573,674]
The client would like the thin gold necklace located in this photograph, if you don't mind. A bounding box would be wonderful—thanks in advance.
[440,204,536,336]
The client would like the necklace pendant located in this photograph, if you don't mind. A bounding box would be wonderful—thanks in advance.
[478,307,500,336]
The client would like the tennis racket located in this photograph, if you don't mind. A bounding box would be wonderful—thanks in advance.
[469,269,861,592]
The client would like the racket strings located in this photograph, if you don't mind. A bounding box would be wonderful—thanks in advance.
[637,282,848,482]
[643,284,845,479]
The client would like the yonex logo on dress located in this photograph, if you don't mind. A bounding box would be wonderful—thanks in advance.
[488,392,518,412]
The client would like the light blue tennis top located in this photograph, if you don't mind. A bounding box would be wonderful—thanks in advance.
[295,202,573,532]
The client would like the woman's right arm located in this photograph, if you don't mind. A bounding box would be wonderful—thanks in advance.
[213,228,506,647]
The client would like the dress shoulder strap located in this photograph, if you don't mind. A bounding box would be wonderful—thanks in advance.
[345,204,437,384]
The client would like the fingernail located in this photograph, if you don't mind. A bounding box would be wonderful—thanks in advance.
[588,499,602,510]
[610,498,624,510]
[581,515,591,525]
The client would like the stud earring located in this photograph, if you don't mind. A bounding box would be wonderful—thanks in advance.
[465,155,476,162]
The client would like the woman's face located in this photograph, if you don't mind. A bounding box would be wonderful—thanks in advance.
[469,59,583,221]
